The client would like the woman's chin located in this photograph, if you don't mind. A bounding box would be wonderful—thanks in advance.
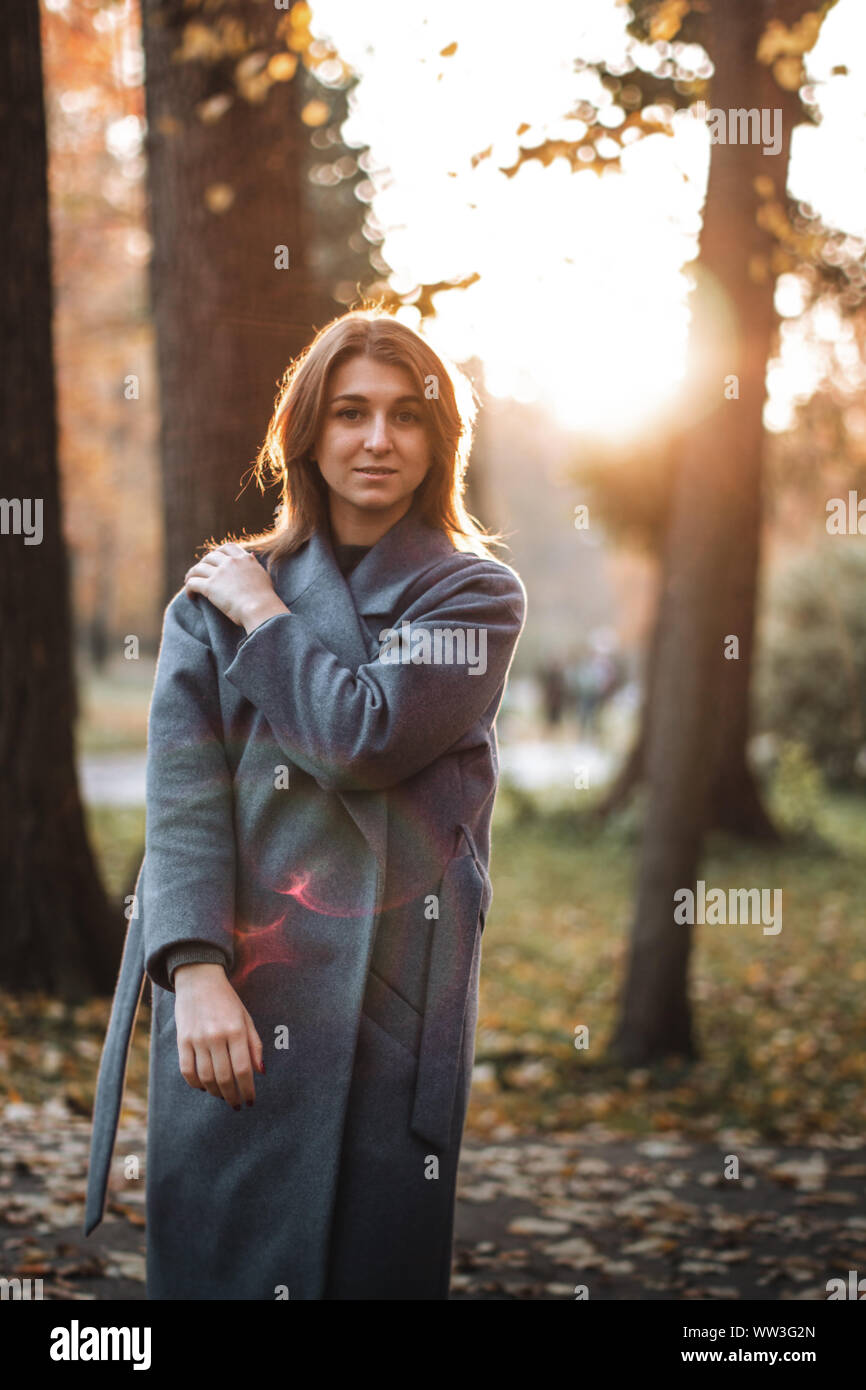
[344,487,407,513]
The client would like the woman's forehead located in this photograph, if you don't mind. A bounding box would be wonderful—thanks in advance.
[327,355,419,400]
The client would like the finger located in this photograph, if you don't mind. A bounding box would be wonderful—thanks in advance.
[199,545,239,564]
[246,1015,266,1076]
[211,1041,242,1109]
[185,556,219,579]
[227,1030,256,1107]
[178,1039,205,1091]
[194,1046,223,1101]
[182,567,208,588]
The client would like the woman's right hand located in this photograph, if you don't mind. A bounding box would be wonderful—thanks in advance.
[172,963,265,1109]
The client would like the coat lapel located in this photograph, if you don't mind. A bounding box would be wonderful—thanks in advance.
[345,499,456,620]
[266,527,370,672]
[267,497,456,649]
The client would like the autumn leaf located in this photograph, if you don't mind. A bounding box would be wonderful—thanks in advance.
[648,0,690,43]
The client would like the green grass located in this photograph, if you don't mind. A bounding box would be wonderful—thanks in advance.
[86,805,146,901]
[469,781,866,1141]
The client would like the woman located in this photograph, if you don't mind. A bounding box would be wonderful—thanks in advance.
[84,308,526,1299]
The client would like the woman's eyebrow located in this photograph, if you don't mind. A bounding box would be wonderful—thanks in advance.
[329,392,425,406]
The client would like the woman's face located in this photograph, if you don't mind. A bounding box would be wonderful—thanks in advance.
[313,355,432,532]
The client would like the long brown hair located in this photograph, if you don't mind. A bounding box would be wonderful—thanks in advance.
[212,307,505,572]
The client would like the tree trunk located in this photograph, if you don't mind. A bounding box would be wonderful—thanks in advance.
[609,0,790,1065]
[141,1,341,606]
[596,594,661,818]
[0,0,117,996]
[601,615,779,839]
[600,3,802,843]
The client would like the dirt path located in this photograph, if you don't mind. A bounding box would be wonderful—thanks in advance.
[2,1102,864,1300]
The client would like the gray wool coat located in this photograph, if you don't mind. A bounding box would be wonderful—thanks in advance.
[83,500,526,1300]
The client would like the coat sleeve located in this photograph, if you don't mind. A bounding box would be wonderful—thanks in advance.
[164,941,229,986]
[143,591,237,992]
[222,560,526,792]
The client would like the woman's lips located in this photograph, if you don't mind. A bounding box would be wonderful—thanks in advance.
[354,466,396,477]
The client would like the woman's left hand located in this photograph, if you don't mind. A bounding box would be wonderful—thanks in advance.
[184,543,291,634]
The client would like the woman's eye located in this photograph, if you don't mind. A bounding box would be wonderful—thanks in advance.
[336,407,421,424]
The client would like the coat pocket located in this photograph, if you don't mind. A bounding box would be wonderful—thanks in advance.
[152,981,176,1040]
[361,967,423,1057]
[454,821,492,932]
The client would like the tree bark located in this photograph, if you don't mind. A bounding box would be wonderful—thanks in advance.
[610,0,791,1065]
[598,2,815,843]
[141,1,341,606]
[0,0,117,996]
[601,619,779,839]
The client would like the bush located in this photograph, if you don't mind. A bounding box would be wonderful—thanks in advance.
[756,543,866,788]
[767,739,826,836]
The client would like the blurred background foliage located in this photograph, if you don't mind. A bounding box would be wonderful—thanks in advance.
[756,544,866,787]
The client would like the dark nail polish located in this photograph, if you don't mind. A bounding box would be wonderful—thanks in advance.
[233,1105,241,1111]
[247,1100,254,1108]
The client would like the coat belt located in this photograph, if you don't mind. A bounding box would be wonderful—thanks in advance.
[83,904,147,1236]
[409,824,490,1152]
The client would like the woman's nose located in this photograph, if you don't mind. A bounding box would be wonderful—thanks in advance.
[365,413,392,452]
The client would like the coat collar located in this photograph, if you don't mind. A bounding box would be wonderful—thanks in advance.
[259,495,457,675]
[275,494,456,616]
